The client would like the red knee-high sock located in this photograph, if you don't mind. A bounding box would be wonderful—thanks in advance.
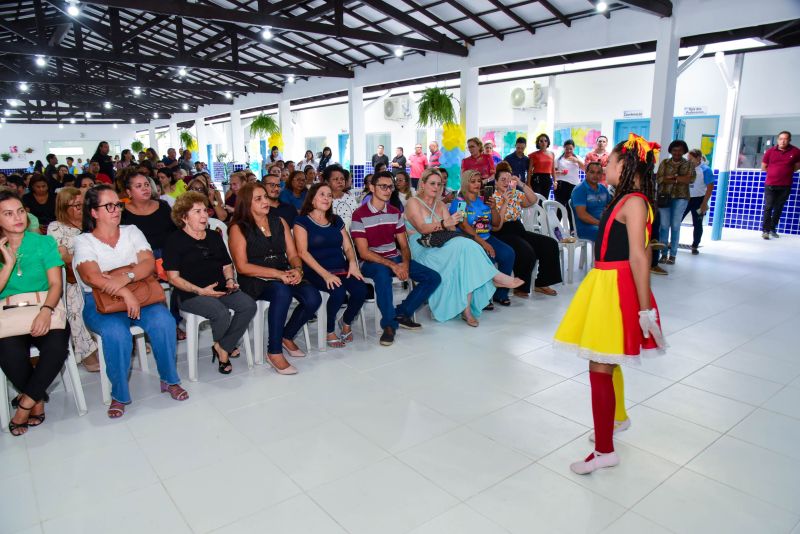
[589,371,616,454]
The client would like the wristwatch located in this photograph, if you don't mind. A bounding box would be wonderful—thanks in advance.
[125,271,134,281]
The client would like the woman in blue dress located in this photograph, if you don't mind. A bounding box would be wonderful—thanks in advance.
[404,168,523,326]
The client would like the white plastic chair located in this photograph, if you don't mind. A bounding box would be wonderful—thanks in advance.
[252,299,311,365]
[542,199,590,284]
[568,199,595,273]
[315,290,370,352]
[534,193,548,205]
[522,203,549,235]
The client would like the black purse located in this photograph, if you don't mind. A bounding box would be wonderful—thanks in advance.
[656,190,672,208]
[417,230,465,248]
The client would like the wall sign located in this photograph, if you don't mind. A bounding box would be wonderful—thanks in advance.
[684,106,708,116]
[623,110,644,118]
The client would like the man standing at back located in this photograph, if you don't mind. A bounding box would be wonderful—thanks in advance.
[408,144,429,188]
[351,171,441,347]
[371,144,389,171]
[761,130,800,239]
[428,141,442,168]
[584,135,610,184]
[503,137,529,183]
[391,147,407,177]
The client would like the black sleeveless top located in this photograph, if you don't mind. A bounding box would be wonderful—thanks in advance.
[595,195,636,262]
[237,214,290,297]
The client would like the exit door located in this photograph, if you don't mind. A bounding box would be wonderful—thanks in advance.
[614,119,650,144]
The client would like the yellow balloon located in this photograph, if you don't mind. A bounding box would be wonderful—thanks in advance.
[267,132,284,152]
[442,123,465,150]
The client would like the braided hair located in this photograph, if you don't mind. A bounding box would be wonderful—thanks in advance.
[608,139,658,207]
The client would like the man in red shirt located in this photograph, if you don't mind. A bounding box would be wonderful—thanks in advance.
[408,144,429,188]
[761,130,800,239]
[584,135,609,183]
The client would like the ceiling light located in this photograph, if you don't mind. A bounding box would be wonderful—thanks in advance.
[34,55,47,67]
[1,118,5,124]
[104,101,111,109]
[19,82,29,92]
[394,47,403,58]
[130,118,136,124]
[178,67,187,77]
[182,103,189,110]
[261,26,272,40]
[66,2,80,16]
[596,1,608,12]
[224,91,232,99]
[3,110,9,116]
[8,100,17,107]
[113,123,117,129]
[69,118,76,124]
[59,123,64,129]
[153,112,159,119]
[287,75,295,84]
[84,111,91,118]
[133,86,141,96]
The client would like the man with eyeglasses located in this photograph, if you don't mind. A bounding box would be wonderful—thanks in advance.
[351,171,441,346]
[262,176,297,226]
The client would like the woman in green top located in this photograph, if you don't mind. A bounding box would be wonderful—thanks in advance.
[656,140,693,264]
[0,191,69,436]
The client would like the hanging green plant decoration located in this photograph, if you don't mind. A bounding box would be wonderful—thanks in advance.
[0,153,11,162]
[180,130,198,152]
[249,113,280,138]
[131,140,144,153]
[417,87,458,127]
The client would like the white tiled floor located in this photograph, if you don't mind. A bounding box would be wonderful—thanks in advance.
[2,228,800,533]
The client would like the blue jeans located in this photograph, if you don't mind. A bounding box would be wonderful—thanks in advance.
[257,281,321,353]
[307,275,368,334]
[361,256,441,330]
[659,198,689,258]
[485,235,515,301]
[82,293,180,404]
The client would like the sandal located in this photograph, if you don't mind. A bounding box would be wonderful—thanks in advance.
[229,347,241,359]
[534,287,558,296]
[338,319,354,343]
[326,335,345,349]
[211,346,233,375]
[176,328,187,341]
[513,290,530,298]
[493,298,511,307]
[460,313,479,328]
[483,302,495,311]
[107,400,126,419]
[27,402,45,427]
[8,397,35,436]
[160,381,189,401]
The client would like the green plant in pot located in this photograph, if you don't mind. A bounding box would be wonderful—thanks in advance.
[0,153,11,162]
[249,113,280,138]
[131,140,144,153]
[180,130,197,152]
[417,87,458,127]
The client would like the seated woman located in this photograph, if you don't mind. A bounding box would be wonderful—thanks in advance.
[229,183,321,375]
[323,164,359,229]
[395,171,415,207]
[279,171,308,213]
[163,192,257,374]
[224,171,244,215]
[22,174,57,231]
[187,177,228,222]
[47,187,100,372]
[294,183,367,348]
[490,163,562,297]
[157,168,187,204]
[120,170,176,258]
[451,169,516,308]
[0,191,69,435]
[404,168,523,327]
[74,185,187,418]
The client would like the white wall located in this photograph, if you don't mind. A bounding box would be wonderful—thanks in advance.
[0,123,140,171]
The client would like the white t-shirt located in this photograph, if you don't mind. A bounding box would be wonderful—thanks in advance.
[555,155,584,186]
[332,193,359,229]
[72,225,152,292]
[160,194,176,207]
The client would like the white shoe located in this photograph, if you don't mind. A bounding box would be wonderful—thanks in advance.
[570,451,620,475]
[588,418,631,443]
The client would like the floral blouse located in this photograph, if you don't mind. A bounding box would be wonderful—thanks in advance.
[491,189,526,222]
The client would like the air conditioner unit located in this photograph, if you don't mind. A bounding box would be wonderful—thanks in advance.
[383,95,411,120]
[510,82,547,109]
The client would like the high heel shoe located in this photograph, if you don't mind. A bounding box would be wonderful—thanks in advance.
[281,340,306,358]
[8,397,35,436]
[266,354,298,375]
[212,346,233,374]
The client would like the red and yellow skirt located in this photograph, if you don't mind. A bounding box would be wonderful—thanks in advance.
[554,260,662,365]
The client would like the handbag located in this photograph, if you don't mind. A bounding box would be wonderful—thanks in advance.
[0,291,67,338]
[93,265,166,314]
[417,230,465,248]
[656,189,672,208]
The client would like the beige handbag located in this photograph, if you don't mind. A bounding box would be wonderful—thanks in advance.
[0,291,67,338]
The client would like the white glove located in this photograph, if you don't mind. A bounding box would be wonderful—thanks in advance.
[638,309,666,349]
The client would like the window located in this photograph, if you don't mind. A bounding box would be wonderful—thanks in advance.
[739,115,800,168]
[305,136,327,159]
[366,132,391,160]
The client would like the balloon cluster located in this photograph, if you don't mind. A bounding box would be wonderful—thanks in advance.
[267,131,284,152]
[440,123,466,191]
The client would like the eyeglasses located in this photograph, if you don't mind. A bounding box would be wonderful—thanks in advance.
[264,182,281,188]
[97,202,124,213]
[374,183,394,191]
[68,203,82,210]
[190,187,207,193]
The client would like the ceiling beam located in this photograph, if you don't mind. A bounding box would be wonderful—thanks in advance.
[0,17,40,45]
[7,102,179,116]
[486,0,536,34]
[84,0,469,56]
[441,0,504,40]
[0,91,212,107]
[0,71,281,94]
[0,41,354,78]
[538,0,571,27]
[616,0,672,17]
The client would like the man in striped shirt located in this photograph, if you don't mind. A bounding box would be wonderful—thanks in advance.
[351,171,441,346]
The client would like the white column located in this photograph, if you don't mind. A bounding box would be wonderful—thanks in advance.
[195,116,207,163]
[147,126,156,150]
[545,75,557,141]
[168,122,179,150]
[649,15,679,149]
[711,53,744,241]
[230,109,246,163]
[460,67,479,138]
[278,99,294,161]
[348,81,365,168]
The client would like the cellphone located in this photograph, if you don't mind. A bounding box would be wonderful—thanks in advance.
[483,186,494,201]
[456,200,467,213]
